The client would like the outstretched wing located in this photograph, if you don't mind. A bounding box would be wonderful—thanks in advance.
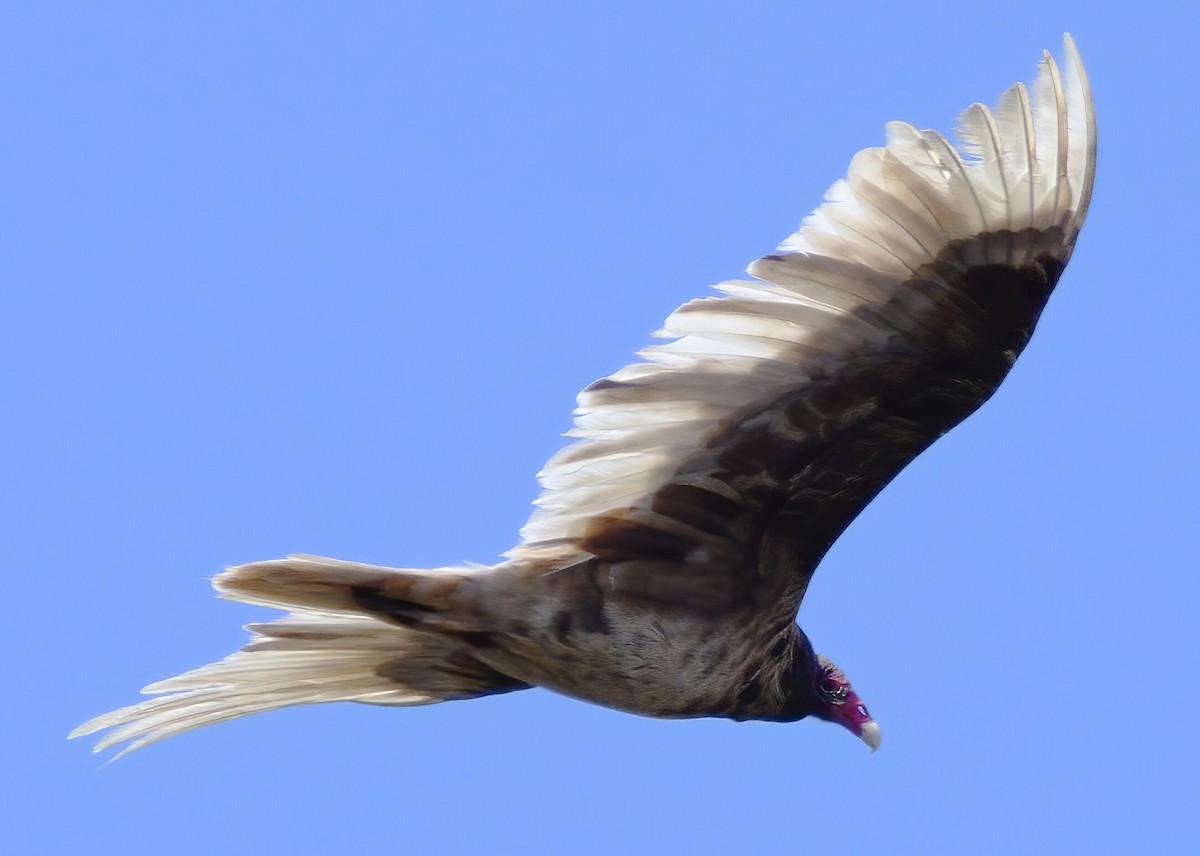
[507,37,1095,621]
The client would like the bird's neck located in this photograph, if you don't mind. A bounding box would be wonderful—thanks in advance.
[728,625,821,723]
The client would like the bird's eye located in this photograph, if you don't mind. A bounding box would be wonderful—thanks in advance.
[818,677,848,702]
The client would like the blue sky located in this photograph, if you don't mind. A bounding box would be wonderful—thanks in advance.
[7,3,1197,853]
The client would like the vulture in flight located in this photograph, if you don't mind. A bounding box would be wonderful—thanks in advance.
[74,37,1095,757]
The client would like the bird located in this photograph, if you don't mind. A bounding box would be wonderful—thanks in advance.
[73,36,1095,758]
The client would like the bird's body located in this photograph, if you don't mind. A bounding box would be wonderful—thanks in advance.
[467,561,783,719]
[74,37,1095,757]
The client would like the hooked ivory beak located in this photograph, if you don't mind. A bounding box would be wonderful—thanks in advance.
[859,720,882,752]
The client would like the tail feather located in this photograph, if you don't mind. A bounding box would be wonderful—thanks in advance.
[215,554,489,632]
[71,558,524,758]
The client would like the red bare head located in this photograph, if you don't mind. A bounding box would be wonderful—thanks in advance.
[812,655,881,751]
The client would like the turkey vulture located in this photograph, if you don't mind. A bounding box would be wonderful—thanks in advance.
[73,37,1095,757]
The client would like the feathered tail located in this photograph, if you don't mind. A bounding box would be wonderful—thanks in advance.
[70,556,524,758]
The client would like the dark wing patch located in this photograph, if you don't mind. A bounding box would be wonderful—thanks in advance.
[547,233,1068,622]
[686,234,1067,612]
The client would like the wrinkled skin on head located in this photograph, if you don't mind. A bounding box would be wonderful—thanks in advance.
[811,654,881,751]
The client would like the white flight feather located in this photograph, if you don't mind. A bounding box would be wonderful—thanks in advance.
[70,613,440,758]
